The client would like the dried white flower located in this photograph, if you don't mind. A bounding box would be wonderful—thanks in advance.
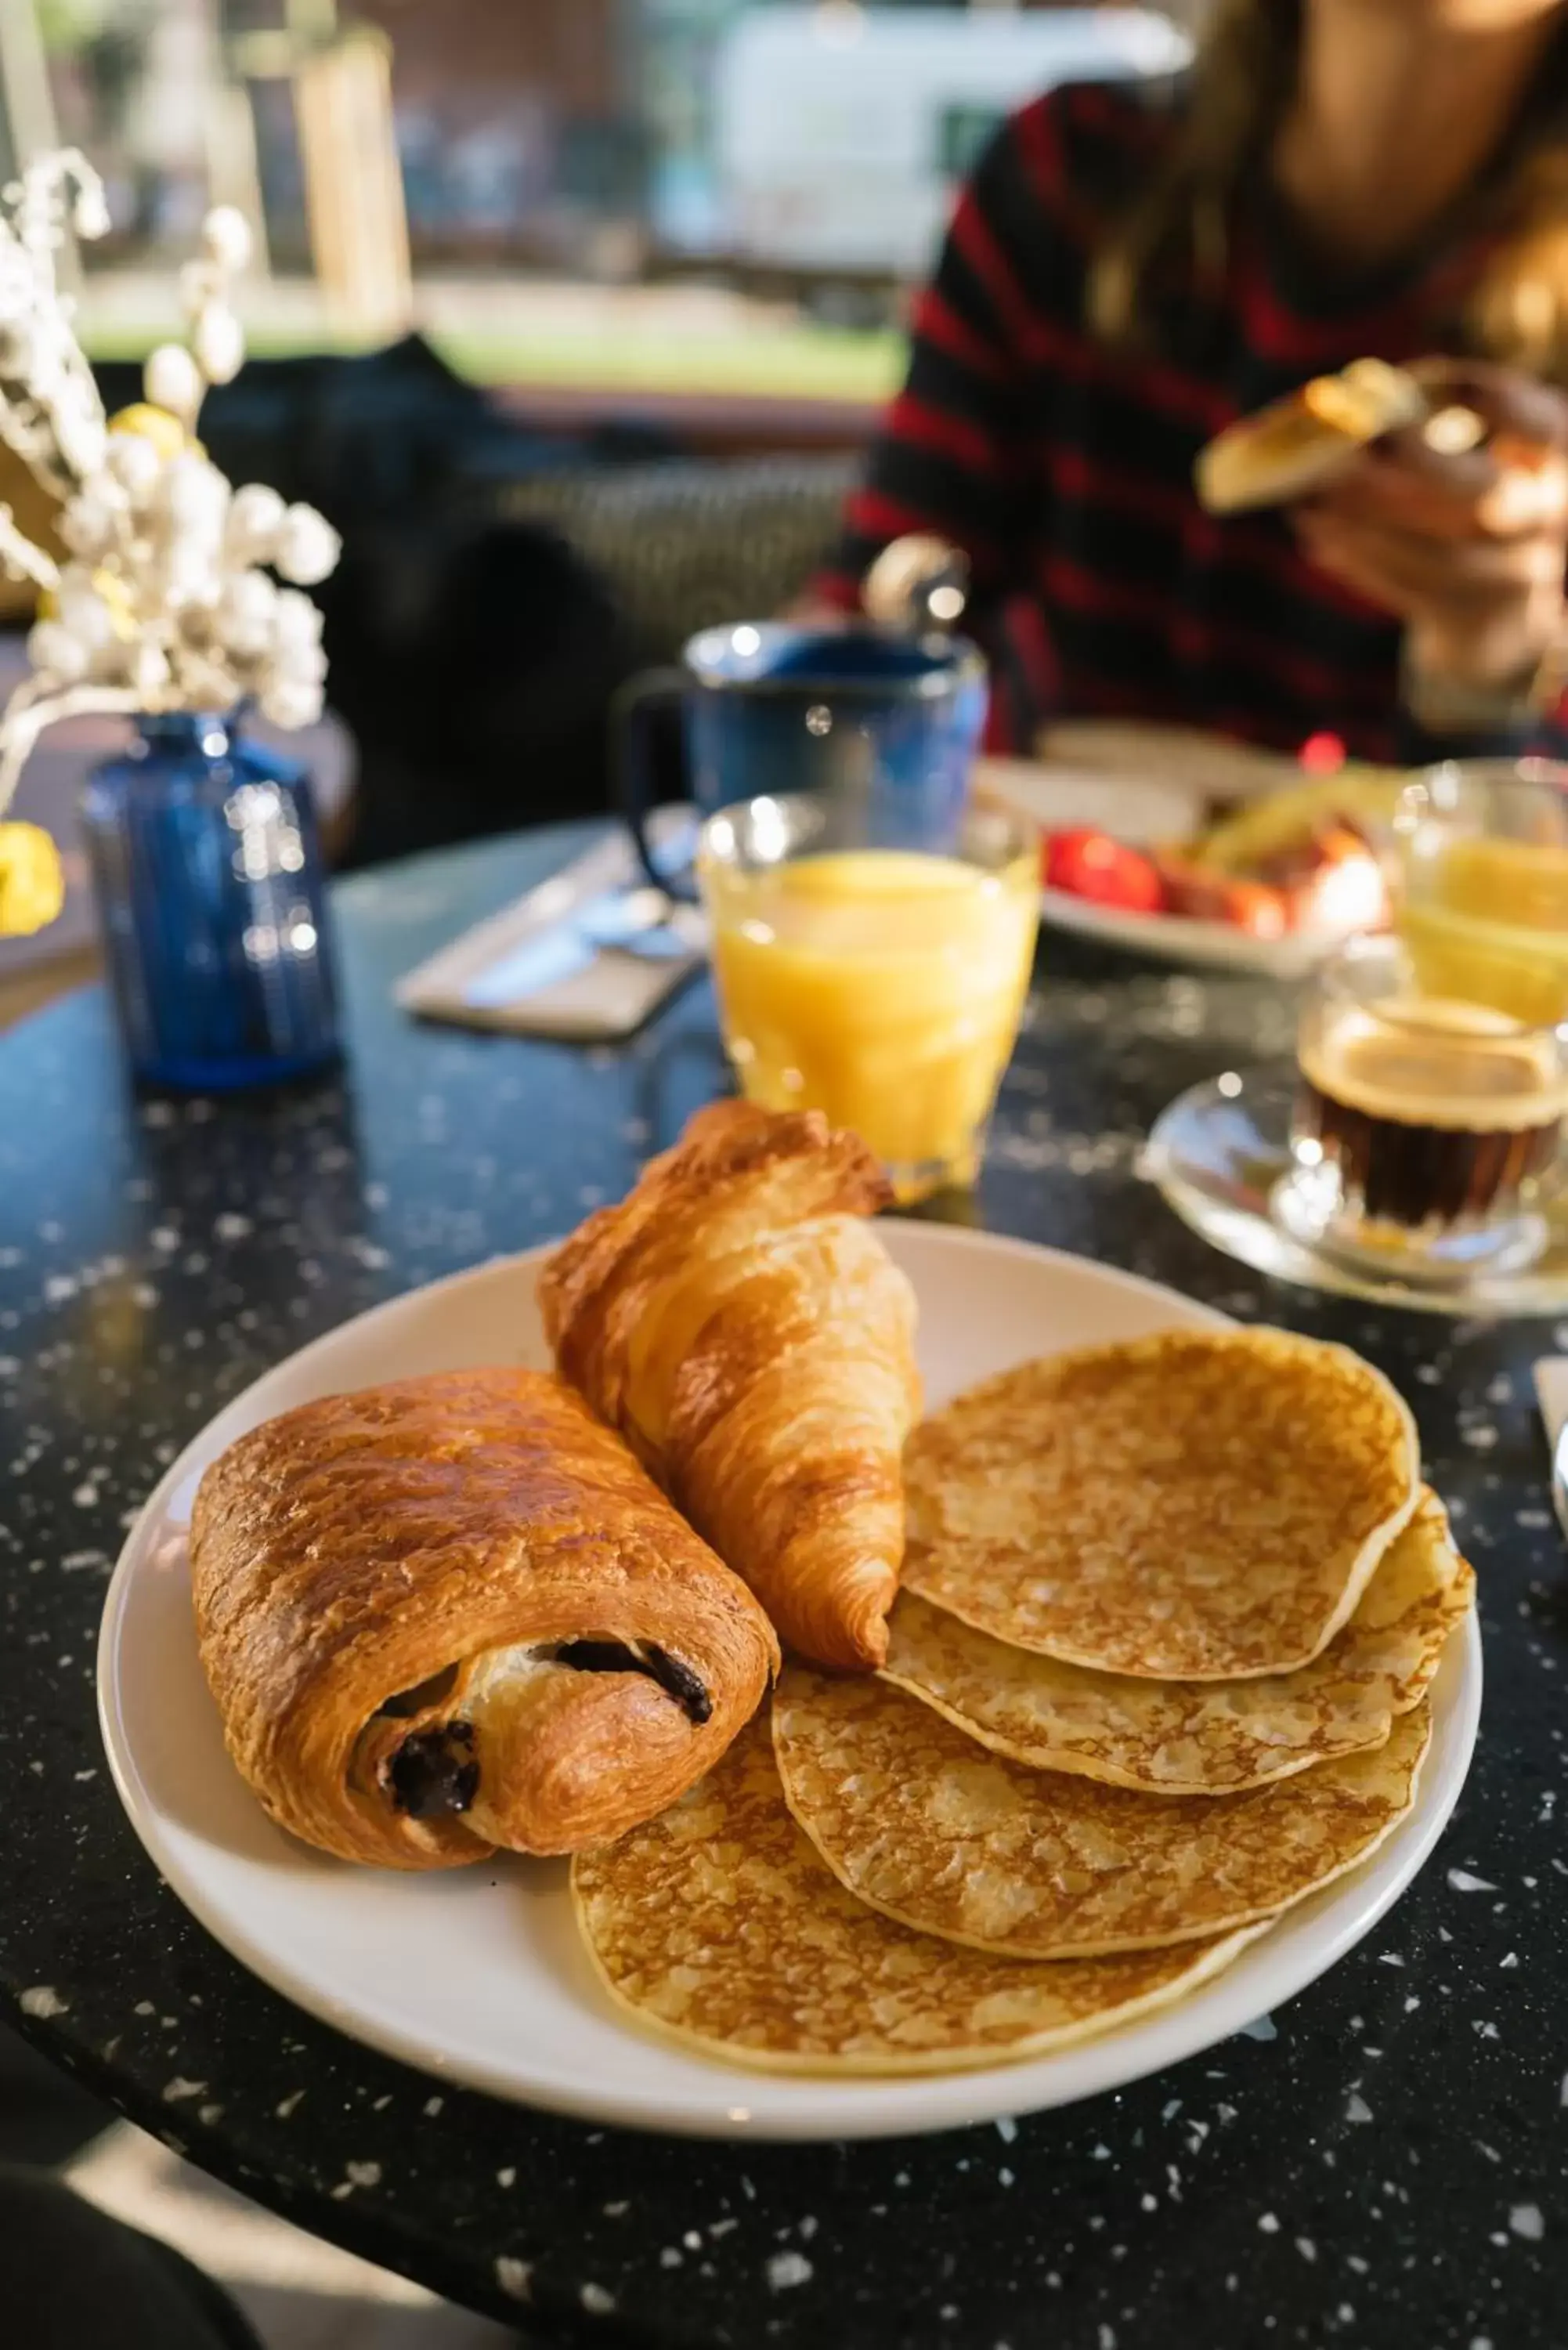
[193,302,244,387]
[72,183,110,240]
[0,156,335,812]
[201,207,252,273]
[214,568,277,656]
[143,343,203,423]
[50,378,107,482]
[272,587,326,649]
[60,487,123,561]
[259,677,323,729]
[103,431,163,507]
[156,452,229,543]
[55,570,117,657]
[26,619,87,683]
[225,483,287,563]
[273,504,340,587]
[128,642,172,698]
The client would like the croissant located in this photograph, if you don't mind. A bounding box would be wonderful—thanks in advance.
[190,1368,779,1870]
[539,1101,921,1672]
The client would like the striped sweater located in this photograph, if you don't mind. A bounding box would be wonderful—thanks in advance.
[822,76,1565,766]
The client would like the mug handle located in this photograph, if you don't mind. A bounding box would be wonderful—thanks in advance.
[612,667,692,895]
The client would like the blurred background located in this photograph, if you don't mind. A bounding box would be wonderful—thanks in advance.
[0,0,1197,1004]
[14,0,1194,390]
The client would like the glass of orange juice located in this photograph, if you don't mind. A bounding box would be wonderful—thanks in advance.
[698,790,1039,1201]
[1396,759,1568,1026]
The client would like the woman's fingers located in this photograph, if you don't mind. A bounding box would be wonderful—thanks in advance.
[1407,355,1568,450]
[1295,504,1565,614]
[1316,441,1568,542]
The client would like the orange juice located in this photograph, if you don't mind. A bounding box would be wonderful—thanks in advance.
[1400,833,1568,1026]
[703,847,1039,1195]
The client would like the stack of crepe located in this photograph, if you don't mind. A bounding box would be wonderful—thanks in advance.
[575,1325,1475,2075]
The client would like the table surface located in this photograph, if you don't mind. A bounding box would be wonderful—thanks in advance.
[2,823,1563,2350]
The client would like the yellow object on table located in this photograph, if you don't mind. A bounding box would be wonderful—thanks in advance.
[1400,833,1568,1026]
[0,822,65,937]
[703,842,1039,1200]
[108,402,198,458]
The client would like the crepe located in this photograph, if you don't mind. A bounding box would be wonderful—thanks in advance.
[540,1100,921,1672]
[190,1369,779,1870]
[774,1672,1429,1959]
[1195,359,1431,514]
[883,1490,1470,1793]
[903,1330,1419,1679]
[572,1717,1265,2074]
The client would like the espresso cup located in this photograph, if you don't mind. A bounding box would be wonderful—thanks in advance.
[1274,933,1568,1282]
[614,620,988,894]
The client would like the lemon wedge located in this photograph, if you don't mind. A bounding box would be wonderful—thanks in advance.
[0,822,65,937]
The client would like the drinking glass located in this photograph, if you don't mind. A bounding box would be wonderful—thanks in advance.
[1396,757,1568,1025]
[1275,931,1568,1280]
[697,790,1039,1201]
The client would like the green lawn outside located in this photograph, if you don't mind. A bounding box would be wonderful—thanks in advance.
[81,316,904,404]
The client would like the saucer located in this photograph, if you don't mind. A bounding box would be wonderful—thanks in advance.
[1144,1064,1568,1318]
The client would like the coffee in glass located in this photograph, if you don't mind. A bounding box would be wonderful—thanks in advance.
[1277,936,1568,1279]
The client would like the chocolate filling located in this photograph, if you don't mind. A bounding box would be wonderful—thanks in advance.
[556,1640,713,1725]
[378,1664,459,1719]
[387,1721,479,1820]
[380,1636,711,1820]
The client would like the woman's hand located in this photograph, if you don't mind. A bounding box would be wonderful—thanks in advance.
[1294,358,1568,695]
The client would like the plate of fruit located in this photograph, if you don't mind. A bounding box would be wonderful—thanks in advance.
[1031,771,1407,976]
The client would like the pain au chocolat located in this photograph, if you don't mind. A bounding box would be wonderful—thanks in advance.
[190,1368,779,1869]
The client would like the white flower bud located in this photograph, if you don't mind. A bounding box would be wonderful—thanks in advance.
[60,487,121,560]
[27,618,89,683]
[143,342,203,421]
[157,452,229,544]
[201,206,252,273]
[163,543,219,609]
[214,566,277,657]
[72,181,111,241]
[260,676,323,730]
[271,587,325,650]
[286,638,328,685]
[56,573,116,656]
[52,381,107,483]
[1,320,38,381]
[225,482,287,563]
[273,504,339,587]
[129,641,172,698]
[193,302,244,386]
[104,432,163,507]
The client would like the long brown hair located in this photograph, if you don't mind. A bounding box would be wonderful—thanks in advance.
[1089,0,1568,379]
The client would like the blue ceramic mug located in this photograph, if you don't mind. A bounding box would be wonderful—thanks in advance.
[616,620,988,892]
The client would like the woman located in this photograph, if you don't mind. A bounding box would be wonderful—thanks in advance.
[818,0,1568,765]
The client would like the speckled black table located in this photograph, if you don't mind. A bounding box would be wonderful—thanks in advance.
[2,822,1563,2350]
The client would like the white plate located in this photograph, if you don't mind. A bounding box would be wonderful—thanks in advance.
[97,1227,1480,2142]
[1038,884,1353,978]
[973,754,1205,847]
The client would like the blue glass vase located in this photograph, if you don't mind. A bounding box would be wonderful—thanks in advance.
[81,710,341,1092]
